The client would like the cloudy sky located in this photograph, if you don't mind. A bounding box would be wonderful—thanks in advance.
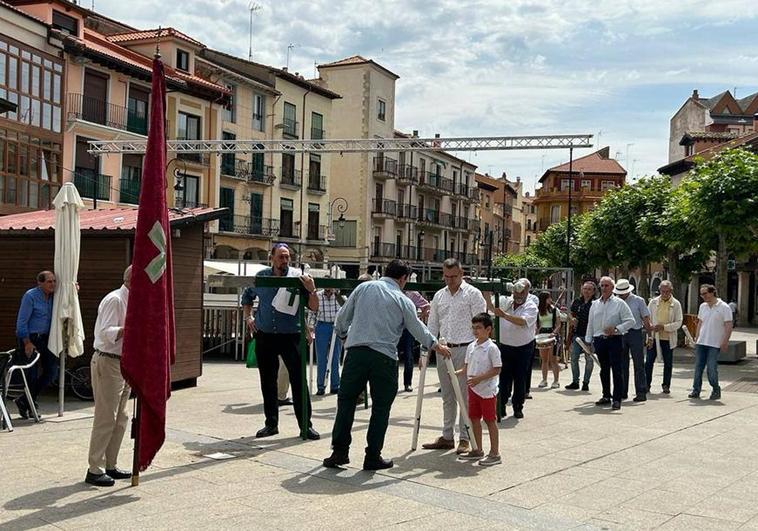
[95,0,758,192]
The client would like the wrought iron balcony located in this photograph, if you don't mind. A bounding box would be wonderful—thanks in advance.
[373,156,398,179]
[417,208,440,225]
[281,118,299,138]
[177,152,211,166]
[397,164,419,184]
[67,93,147,135]
[397,203,418,220]
[306,224,328,241]
[73,168,111,201]
[234,161,276,185]
[280,168,302,188]
[306,174,327,194]
[372,198,397,217]
[119,177,140,204]
[311,127,325,140]
[220,215,280,237]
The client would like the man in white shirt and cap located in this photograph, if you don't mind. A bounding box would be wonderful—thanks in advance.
[85,266,133,487]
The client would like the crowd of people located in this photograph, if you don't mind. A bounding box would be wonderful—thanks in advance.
[9,241,735,482]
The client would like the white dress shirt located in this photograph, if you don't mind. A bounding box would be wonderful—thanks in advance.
[93,285,129,355]
[428,281,487,344]
[585,295,635,344]
[497,296,538,347]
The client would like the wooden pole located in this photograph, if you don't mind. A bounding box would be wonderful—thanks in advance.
[411,349,428,450]
[131,396,141,486]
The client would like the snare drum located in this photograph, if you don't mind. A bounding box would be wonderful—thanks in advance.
[535,333,556,348]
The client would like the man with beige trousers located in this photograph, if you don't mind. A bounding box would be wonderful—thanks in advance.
[85,266,133,487]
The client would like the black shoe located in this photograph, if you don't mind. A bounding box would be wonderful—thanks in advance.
[662,385,670,394]
[14,397,29,419]
[565,382,580,390]
[709,390,721,400]
[688,391,700,399]
[278,398,293,406]
[404,385,413,393]
[514,408,524,419]
[633,395,647,402]
[85,471,115,487]
[106,468,132,480]
[525,394,533,399]
[306,427,320,440]
[316,389,325,396]
[612,401,621,410]
[323,452,349,468]
[330,388,339,395]
[581,383,589,391]
[621,395,628,400]
[256,426,279,438]
[595,397,611,406]
[363,456,394,471]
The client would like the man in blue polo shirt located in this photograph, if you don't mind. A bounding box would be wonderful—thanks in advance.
[15,270,57,418]
[242,243,320,440]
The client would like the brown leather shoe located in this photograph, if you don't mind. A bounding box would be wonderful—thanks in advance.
[421,436,454,450]
[456,440,470,455]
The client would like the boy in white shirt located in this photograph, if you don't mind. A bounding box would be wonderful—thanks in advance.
[457,312,502,466]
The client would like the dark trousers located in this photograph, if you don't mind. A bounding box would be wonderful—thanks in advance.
[499,342,533,413]
[331,346,398,459]
[622,329,646,397]
[645,339,673,390]
[255,332,311,429]
[596,336,624,402]
[16,334,58,404]
[397,329,414,387]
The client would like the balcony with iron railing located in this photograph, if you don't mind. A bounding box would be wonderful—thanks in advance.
[177,152,211,166]
[397,164,419,184]
[306,224,328,242]
[372,198,397,217]
[453,216,470,231]
[417,208,440,226]
[306,174,327,194]
[119,177,140,204]
[67,93,147,135]
[233,160,276,185]
[454,182,478,200]
[502,202,514,217]
[277,223,297,239]
[397,203,418,220]
[417,172,444,194]
[73,168,111,201]
[281,118,299,138]
[280,168,302,189]
[373,156,398,179]
[439,212,454,227]
[311,127,325,140]
[174,197,208,209]
[219,215,280,237]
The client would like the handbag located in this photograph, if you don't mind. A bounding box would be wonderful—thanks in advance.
[246,337,257,368]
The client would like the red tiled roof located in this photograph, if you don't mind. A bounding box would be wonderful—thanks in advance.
[0,207,224,232]
[108,28,205,48]
[539,147,626,182]
[658,130,758,176]
[319,55,399,79]
[70,30,228,96]
[0,0,48,25]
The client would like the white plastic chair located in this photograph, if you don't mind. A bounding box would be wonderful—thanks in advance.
[1,349,41,431]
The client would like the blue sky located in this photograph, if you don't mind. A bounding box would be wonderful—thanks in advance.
[95,0,758,192]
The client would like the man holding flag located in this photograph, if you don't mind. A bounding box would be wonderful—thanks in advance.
[120,53,175,478]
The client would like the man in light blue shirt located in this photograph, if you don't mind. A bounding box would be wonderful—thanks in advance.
[614,279,651,402]
[324,259,451,471]
[585,276,635,411]
[14,270,57,418]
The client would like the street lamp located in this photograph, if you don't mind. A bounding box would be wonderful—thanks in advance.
[166,158,189,199]
[326,196,348,241]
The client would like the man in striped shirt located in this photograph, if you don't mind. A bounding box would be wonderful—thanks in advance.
[312,284,345,395]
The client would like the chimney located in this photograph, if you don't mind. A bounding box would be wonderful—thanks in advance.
[434,133,440,138]
[501,171,507,178]
[516,176,521,182]
[754,113,758,132]
[412,130,419,137]
[282,66,288,72]
[692,89,699,99]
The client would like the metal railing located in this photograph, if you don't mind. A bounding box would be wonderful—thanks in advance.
[220,215,279,237]
[281,118,299,138]
[235,161,276,185]
[311,127,325,140]
[280,168,302,188]
[306,224,328,241]
[175,197,208,209]
[67,93,147,135]
[372,198,397,216]
[397,164,419,184]
[307,174,327,193]
[177,152,211,165]
[119,177,140,204]
[73,168,111,201]
[373,156,398,177]
[418,208,440,225]
[397,203,418,219]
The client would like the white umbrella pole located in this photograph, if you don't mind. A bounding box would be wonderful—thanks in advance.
[443,356,477,451]
[411,350,428,451]
[58,318,68,417]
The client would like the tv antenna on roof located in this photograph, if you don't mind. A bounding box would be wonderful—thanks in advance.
[248,3,262,62]
[286,43,298,70]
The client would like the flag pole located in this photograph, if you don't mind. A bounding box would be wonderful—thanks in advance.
[131,396,141,486]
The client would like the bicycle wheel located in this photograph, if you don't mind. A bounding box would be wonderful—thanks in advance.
[70,366,94,401]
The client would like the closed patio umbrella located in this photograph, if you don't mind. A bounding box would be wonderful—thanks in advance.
[48,182,86,416]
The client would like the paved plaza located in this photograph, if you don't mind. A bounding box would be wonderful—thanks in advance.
[2,329,758,530]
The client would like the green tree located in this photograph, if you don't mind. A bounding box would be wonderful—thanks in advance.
[682,148,758,296]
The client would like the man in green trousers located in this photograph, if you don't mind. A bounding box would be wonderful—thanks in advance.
[323,259,452,471]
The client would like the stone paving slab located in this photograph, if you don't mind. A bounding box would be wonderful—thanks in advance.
[2,330,758,530]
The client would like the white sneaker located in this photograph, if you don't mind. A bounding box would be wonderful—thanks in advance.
[551,381,560,389]
[538,380,548,388]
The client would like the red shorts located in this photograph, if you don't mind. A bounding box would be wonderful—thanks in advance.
[467,388,497,422]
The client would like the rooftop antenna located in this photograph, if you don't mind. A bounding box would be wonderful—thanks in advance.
[248,2,261,62]
[286,43,297,70]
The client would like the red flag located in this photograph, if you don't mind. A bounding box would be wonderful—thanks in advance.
[121,56,176,471]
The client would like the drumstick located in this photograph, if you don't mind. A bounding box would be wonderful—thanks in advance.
[681,325,696,348]
[443,356,478,451]
[411,349,428,451]
[575,337,600,365]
